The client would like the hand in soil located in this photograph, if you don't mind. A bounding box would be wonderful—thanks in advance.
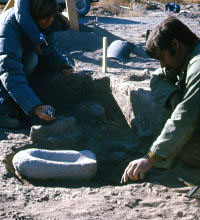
[122,154,154,182]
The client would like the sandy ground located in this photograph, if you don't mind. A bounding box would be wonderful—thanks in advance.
[1,3,200,220]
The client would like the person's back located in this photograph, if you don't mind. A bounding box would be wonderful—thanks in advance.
[0,7,32,66]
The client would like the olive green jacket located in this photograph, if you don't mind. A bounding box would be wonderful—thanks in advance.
[149,42,200,168]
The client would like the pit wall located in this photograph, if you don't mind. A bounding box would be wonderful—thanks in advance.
[86,73,170,142]
[31,70,170,143]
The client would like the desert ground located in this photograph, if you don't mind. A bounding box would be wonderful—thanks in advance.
[1,1,200,219]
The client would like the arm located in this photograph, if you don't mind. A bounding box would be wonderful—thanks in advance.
[39,32,73,73]
[0,20,42,115]
[150,67,181,107]
[123,59,200,181]
[149,60,200,168]
[14,0,44,45]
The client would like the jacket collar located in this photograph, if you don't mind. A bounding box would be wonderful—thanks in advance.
[181,40,200,74]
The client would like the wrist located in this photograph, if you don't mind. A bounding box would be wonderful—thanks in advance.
[146,151,164,164]
[144,153,155,166]
[29,104,42,116]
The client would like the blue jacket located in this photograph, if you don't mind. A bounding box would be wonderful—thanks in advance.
[0,8,66,115]
[14,0,44,45]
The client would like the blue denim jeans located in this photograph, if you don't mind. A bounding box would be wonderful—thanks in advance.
[0,51,38,115]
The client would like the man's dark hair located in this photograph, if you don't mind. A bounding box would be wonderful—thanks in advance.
[30,0,58,20]
[146,16,199,58]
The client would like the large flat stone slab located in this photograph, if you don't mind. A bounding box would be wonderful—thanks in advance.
[12,148,97,180]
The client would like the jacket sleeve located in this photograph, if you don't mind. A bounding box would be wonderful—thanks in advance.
[150,67,180,107]
[149,58,200,168]
[39,32,66,72]
[14,0,44,45]
[0,20,42,115]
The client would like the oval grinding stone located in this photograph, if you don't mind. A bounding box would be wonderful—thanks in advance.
[12,148,97,180]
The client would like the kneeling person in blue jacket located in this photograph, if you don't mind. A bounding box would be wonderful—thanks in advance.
[0,0,73,128]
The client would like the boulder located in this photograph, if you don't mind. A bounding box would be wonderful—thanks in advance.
[30,116,82,148]
[74,101,106,122]
[12,148,97,180]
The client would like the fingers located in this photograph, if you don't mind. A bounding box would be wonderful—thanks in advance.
[123,162,139,182]
[122,157,152,183]
[127,163,137,181]
[39,111,55,121]
[34,105,56,121]
[132,164,142,181]
[139,169,145,180]
[33,44,42,55]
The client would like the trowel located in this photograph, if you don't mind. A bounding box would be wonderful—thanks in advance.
[178,177,200,199]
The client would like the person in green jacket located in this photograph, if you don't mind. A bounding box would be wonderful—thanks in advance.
[122,16,200,182]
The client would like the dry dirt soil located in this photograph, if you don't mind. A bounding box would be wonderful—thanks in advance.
[1,2,200,220]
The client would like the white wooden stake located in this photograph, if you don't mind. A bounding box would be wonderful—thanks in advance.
[102,37,108,73]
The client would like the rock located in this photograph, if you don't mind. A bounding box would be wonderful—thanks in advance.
[74,101,106,122]
[12,148,97,180]
[109,75,170,141]
[30,116,82,148]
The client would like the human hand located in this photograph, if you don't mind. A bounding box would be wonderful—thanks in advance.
[122,155,154,183]
[165,67,178,84]
[62,63,74,76]
[33,44,42,55]
[34,105,56,121]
